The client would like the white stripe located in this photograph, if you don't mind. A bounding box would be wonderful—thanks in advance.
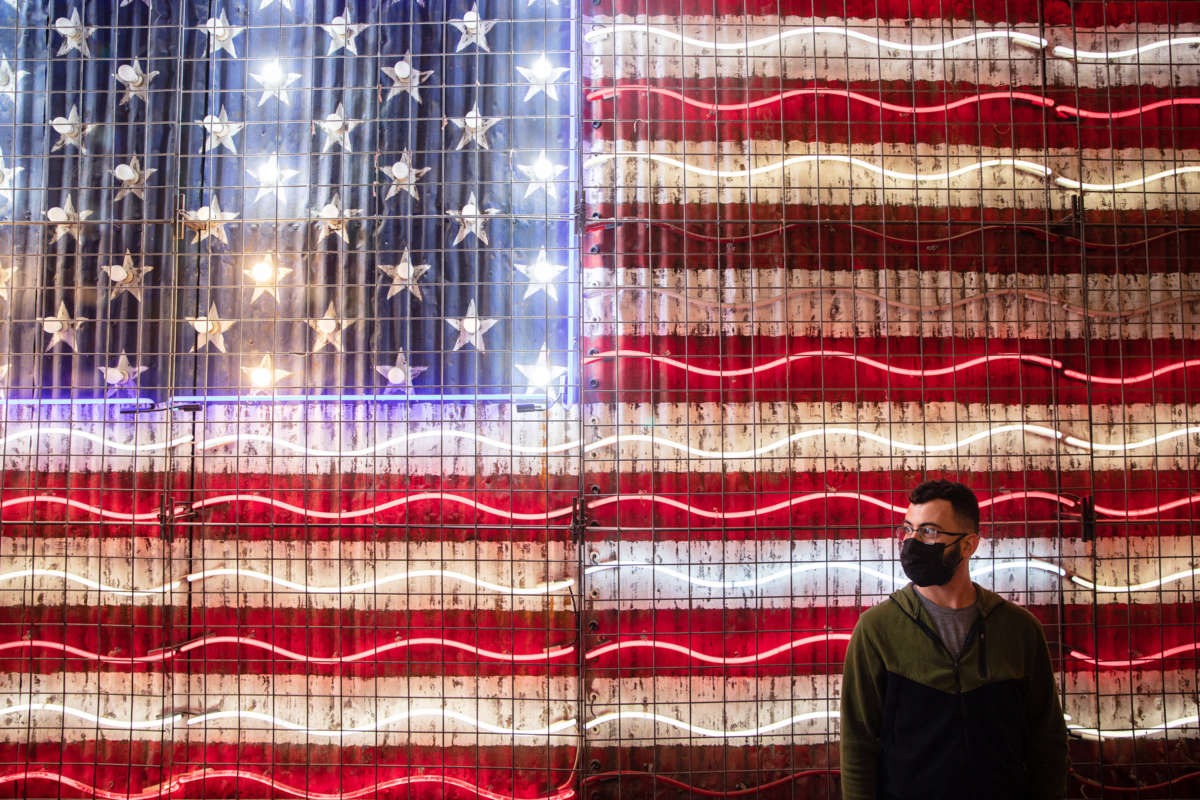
[8,535,1198,613]
[585,141,1200,211]
[588,401,1200,472]
[586,537,1200,610]
[587,16,1200,88]
[0,672,576,746]
[0,537,573,611]
[588,674,1200,745]
[584,269,1200,340]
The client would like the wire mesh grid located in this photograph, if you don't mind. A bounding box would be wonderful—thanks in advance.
[0,0,1198,798]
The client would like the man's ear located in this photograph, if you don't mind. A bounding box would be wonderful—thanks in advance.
[962,532,981,559]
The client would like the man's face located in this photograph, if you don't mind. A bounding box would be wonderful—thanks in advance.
[902,499,979,563]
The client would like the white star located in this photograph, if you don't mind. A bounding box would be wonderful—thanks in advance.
[528,0,561,5]
[446,299,498,352]
[319,6,368,55]
[112,155,157,201]
[114,61,159,106]
[258,0,295,11]
[248,156,298,203]
[516,343,568,394]
[378,249,431,301]
[0,262,14,304]
[313,193,360,244]
[249,60,301,106]
[186,303,235,352]
[45,196,92,244]
[449,5,495,52]
[50,105,97,153]
[198,106,243,153]
[379,151,430,201]
[244,254,293,303]
[98,352,149,388]
[119,0,154,8]
[447,192,499,246]
[515,56,569,102]
[200,11,244,57]
[382,54,432,104]
[0,148,22,206]
[307,301,355,352]
[513,248,567,301]
[54,9,95,57]
[0,58,29,103]
[183,197,238,246]
[40,301,85,351]
[317,102,361,151]
[516,151,568,199]
[101,250,153,304]
[449,102,499,150]
[243,355,292,390]
[376,350,427,390]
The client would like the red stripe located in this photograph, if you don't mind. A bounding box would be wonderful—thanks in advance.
[586,80,1200,151]
[0,606,575,679]
[582,335,1200,405]
[0,473,577,540]
[588,0,1200,26]
[585,603,1200,676]
[583,470,1197,538]
[0,742,574,800]
[584,206,1200,275]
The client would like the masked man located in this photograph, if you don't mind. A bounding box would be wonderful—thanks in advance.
[839,479,1068,800]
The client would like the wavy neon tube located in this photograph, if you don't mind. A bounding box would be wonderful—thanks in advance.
[584,558,1068,591]
[584,151,1054,182]
[1058,97,1200,120]
[1056,166,1200,192]
[586,634,852,665]
[186,709,578,737]
[7,422,1199,461]
[4,488,1198,530]
[0,704,578,737]
[589,349,1200,388]
[0,495,163,524]
[580,347,1060,379]
[586,85,1055,115]
[582,24,1047,54]
[584,709,837,738]
[1070,644,1200,669]
[1067,567,1200,593]
[585,285,1200,320]
[0,703,184,730]
[0,770,576,800]
[1052,36,1200,61]
[0,426,193,453]
[584,349,1063,380]
[1068,715,1200,741]
[589,85,1200,122]
[190,492,576,522]
[0,636,576,666]
[0,566,573,597]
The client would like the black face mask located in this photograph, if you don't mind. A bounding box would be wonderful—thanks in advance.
[900,538,964,587]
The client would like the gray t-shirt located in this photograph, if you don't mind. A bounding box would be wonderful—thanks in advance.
[916,590,980,658]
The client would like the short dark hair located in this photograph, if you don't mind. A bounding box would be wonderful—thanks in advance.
[909,479,980,531]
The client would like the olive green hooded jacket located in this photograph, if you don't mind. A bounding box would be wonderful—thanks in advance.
[839,583,1068,800]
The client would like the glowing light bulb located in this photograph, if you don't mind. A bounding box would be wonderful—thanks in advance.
[249,367,273,387]
[461,317,479,334]
[529,56,555,84]
[250,257,276,284]
[316,318,337,334]
[260,60,284,87]
[393,60,411,79]
[107,263,129,283]
[533,156,556,181]
[530,252,557,283]
[42,320,62,333]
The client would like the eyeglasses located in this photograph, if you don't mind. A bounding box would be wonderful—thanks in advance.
[896,524,974,544]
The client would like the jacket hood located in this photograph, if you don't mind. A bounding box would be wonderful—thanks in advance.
[890,581,1006,620]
